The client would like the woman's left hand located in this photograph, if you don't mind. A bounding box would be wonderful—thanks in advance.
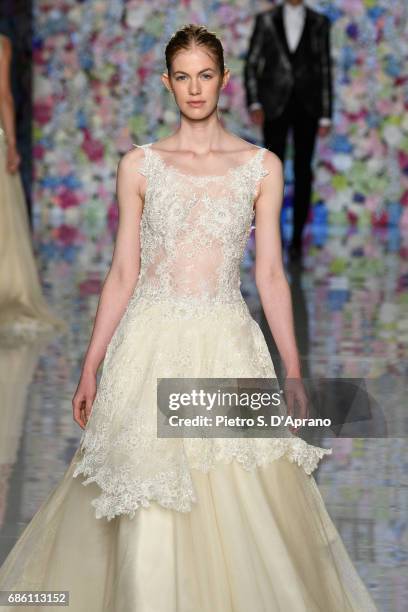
[283,376,309,434]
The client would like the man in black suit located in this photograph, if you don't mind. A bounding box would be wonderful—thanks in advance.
[244,0,333,261]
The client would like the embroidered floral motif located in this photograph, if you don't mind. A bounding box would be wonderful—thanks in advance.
[72,143,331,521]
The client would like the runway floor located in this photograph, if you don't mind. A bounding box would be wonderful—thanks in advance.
[0,224,406,611]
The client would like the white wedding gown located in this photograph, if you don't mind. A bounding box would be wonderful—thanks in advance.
[0,143,377,611]
[0,36,66,343]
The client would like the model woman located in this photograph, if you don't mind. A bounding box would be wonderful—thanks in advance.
[0,25,377,611]
[0,33,66,342]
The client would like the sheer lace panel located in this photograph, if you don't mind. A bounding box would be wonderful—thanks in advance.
[130,143,269,309]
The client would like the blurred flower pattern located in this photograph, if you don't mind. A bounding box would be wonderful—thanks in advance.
[33,0,407,241]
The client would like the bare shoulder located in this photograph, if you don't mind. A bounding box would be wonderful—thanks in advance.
[261,148,283,177]
[119,146,146,169]
[116,146,147,196]
[116,146,148,185]
[224,136,283,179]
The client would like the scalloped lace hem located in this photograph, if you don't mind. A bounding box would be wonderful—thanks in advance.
[72,440,332,521]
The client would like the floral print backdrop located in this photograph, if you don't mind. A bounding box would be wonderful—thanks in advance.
[33,0,407,249]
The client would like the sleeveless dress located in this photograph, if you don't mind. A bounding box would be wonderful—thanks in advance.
[0,35,66,344]
[0,143,378,611]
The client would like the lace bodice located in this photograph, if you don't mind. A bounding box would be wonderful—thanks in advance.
[130,143,269,310]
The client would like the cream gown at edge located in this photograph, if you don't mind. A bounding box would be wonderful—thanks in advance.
[0,143,378,611]
[0,36,66,343]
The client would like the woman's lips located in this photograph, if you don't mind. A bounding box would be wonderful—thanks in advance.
[187,101,205,107]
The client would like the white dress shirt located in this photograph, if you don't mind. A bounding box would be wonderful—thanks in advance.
[283,1,306,53]
[249,1,331,126]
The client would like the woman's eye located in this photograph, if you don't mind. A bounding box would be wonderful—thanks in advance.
[175,74,212,81]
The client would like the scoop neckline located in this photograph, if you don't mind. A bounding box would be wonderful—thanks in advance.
[143,142,264,180]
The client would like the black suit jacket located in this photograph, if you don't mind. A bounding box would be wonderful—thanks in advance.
[244,4,333,121]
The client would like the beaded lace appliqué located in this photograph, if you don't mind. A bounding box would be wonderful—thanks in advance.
[72,142,331,521]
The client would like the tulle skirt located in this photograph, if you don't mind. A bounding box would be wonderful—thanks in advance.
[0,127,66,343]
[0,445,377,611]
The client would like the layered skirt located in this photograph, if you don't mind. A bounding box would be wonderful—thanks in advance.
[0,448,377,611]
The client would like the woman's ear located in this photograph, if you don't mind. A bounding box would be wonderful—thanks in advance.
[161,72,172,93]
[221,67,230,90]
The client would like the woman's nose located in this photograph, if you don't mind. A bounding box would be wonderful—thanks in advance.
[189,79,201,94]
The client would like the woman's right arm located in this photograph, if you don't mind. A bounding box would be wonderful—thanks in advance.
[72,148,146,429]
[0,35,21,173]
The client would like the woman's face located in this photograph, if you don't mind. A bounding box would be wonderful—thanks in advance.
[162,45,229,119]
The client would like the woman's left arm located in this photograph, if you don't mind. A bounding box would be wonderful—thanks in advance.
[253,150,301,379]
